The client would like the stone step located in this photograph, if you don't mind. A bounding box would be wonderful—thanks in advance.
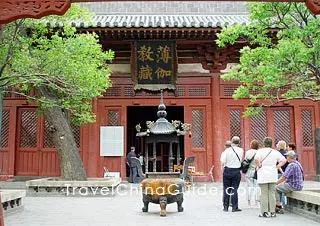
[13,176,47,182]
[26,177,122,197]
[312,175,320,182]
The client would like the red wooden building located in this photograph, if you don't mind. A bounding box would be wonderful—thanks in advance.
[0,2,319,181]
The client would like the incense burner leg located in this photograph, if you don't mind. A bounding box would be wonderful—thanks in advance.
[142,194,149,212]
[176,193,184,212]
[159,196,167,217]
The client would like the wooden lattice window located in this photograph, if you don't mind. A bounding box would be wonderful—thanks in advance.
[192,110,204,148]
[105,87,122,97]
[43,120,55,148]
[124,86,133,96]
[20,110,37,147]
[15,90,33,98]
[3,87,12,98]
[177,87,185,96]
[273,110,291,145]
[230,109,241,141]
[71,124,80,148]
[188,87,206,96]
[301,109,313,147]
[108,110,120,126]
[250,111,267,143]
[223,85,238,97]
[0,110,10,148]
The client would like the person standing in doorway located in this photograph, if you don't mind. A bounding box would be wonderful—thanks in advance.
[126,146,138,183]
[137,152,145,173]
[220,136,244,212]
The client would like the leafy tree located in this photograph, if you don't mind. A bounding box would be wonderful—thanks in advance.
[217,2,320,116]
[0,5,114,180]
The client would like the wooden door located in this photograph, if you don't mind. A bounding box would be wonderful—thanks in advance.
[15,108,40,176]
[186,105,207,174]
[0,109,11,174]
[250,107,295,147]
[299,107,316,178]
[38,118,61,176]
[15,108,61,176]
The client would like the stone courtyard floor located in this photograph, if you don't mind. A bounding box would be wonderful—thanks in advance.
[4,182,320,226]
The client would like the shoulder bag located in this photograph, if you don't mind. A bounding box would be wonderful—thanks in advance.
[253,149,272,179]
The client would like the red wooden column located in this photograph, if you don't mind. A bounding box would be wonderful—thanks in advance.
[211,74,223,181]
[8,106,18,179]
[120,105,127,180]
[85,97,99,178]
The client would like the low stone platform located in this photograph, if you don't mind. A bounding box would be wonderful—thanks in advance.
[286,189,320,223]
[312,175,320,181]
[1,190,26,215]
[26,177,121,197]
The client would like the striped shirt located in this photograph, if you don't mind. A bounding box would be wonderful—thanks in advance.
[283,160,304,190]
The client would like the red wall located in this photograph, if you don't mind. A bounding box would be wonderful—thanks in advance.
[1,73,319,181]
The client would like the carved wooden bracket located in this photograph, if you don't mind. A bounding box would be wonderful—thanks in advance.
[197,43,242,73]
[306,0,320,14]
[0,0,71,24]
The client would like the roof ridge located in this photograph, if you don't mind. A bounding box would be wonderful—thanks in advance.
[50,14,250,29]
[91,13,249,16]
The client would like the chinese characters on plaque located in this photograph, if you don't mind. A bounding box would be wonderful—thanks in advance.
[134,41,176,91]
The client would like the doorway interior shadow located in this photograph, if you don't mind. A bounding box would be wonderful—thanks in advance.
[126,106,184,175]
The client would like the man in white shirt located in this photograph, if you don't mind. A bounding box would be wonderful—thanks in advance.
[220,136,244,212]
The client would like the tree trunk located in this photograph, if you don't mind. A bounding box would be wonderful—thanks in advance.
[35,86,87,180]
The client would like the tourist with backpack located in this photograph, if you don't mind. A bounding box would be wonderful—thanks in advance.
[243,140,260,207]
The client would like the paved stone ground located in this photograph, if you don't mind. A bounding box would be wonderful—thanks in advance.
[4,182,320,226]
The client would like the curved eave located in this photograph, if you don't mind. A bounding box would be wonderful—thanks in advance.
[47,14,250,29]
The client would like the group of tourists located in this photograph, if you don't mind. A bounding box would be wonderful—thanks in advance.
[220,136,304,218]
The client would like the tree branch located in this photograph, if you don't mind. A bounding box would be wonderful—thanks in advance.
[0,20,24,77]
[261,96,319,107]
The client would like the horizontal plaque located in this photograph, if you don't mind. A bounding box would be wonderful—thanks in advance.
[134,40,177,91]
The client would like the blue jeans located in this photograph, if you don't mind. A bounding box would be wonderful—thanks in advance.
[278,173,286,205]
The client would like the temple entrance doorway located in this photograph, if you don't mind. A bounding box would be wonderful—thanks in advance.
[126,106,184,175]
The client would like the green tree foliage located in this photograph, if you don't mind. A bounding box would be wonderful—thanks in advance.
[0,4,114,125]
[217,3,320,117]
[0,4,114,180]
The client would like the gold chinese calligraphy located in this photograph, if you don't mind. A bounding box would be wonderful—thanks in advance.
[134,41,176,91]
